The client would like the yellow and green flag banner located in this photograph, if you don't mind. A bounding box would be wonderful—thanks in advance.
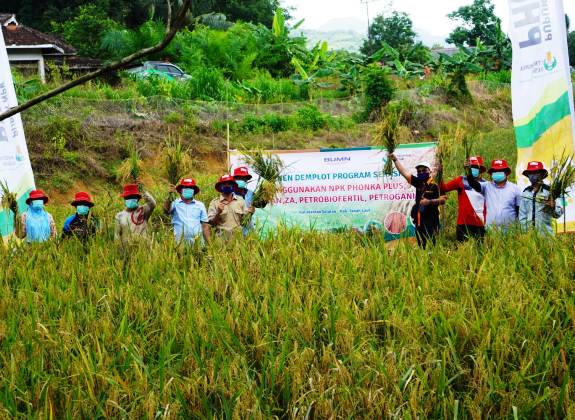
[508,0,575,232]
[0,28,35,240]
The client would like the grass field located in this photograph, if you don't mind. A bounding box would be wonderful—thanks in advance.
[3,80,575,418]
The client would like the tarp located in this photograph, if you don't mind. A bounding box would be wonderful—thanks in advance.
[230,143,436,240]
[0,28,35,239]
[508,0,575,232]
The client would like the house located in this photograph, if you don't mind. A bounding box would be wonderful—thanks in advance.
[1,13,100,82]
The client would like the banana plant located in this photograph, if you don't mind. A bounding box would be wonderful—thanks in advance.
[291,41,337,99]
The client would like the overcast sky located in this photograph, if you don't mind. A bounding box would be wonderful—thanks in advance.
[283,0,575,44]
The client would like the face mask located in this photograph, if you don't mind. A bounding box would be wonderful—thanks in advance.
[31,199,44,210]
[221,185,234,195]
[471,168,480,178]
[76,205,90,216]
[527,174,542,184]
[236,180,248,189]
[492,172,506,183]
[125,198,139,209]
[416,172,430,182]
[181,188,195,200]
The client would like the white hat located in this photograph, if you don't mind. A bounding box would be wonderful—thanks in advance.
[415,161,432,170]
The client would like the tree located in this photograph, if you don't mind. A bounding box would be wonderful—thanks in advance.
[360,11,415,57]
[446,0,502,47]
[52,4,119,58]
[569,32,575,67]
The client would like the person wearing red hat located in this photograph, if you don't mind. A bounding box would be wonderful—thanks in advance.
[468,159,522,229]
[389,153,446,248]
[62,191,99,241]
[114,182,156,245]
[440,156,487,241]
[163,178,210,245]
[232,166,256,235]
[518,161,563,234]
[208,174,254,238]
[14,189,57,243]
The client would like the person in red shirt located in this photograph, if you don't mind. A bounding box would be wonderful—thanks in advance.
[440,156,487,241]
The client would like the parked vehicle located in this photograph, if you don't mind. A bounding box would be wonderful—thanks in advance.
[126,61,191,80]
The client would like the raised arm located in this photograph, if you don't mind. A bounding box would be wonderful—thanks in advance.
[389,153,412,183]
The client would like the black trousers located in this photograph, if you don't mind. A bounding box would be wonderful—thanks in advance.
[416,223,440,249]
[456,224,486,242]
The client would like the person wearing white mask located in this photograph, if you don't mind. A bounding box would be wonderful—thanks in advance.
[163,178,210,245]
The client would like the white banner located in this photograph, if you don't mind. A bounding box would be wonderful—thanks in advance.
[508,0,575,232]
[0,29,35,239]
[230,143,436,240]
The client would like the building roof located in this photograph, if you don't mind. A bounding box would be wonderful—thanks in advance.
[1,13,75,54]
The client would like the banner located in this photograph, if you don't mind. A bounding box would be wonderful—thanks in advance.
[508,0,575,232]
[230,143,436,240]
[0,29,35,239]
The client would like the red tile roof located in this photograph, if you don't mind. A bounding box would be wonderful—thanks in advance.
[2,18,75,54]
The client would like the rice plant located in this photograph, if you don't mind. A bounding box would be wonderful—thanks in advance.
[0,179,17,214]
[549,152,575,200]
[161,137,193,186]
[242,150,284,208]
[116,141,144,184]
[377,107,403,176]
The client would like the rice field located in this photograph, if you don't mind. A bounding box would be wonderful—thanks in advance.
[2,223,575,418]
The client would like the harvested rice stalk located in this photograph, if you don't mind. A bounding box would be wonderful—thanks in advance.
[549,152,575,200]
[161,137,193,186]
[243,151,284,209]
[117,142,144,184]
[378,107,403,176]
[0,180,17,214]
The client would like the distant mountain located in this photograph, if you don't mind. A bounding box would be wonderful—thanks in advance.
[297,29,364,52]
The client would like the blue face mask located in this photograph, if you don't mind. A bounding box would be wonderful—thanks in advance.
[236,180,248,189]
[471,168,480,178]
[221,185,234,195]
[76,205,90,216]
[492,172,506,183]
[31,199,44,210]
[181,188,195,200]
[125,198,139,209]
[416,172,430,182]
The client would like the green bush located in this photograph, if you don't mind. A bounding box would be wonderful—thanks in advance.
[294,105,328,130]
[361,66,396,121]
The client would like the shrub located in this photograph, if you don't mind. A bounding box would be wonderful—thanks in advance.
[294,105,328,130]
[361,66,396,121]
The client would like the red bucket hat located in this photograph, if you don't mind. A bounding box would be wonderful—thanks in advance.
[232,166,253,180]
[215,174,237,192]
[522,161,548,178]
[469,156,487,173]
[26,189,49,205]
[488,159,511,175]
[176,178,200,194]
[120,184,142,199]
[71,191,94,207]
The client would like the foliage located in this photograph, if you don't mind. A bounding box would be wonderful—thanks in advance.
[438,46,484,102]
[360,66,396,121]
[241,150,284,208]
[116,140,143,184]
[361,11,416,57]
[549,152,575,200]
[161,138,194,185]
[377,106,403,175]
[569,32,575,68]
[51,4,119,58]
[447,0,502,47]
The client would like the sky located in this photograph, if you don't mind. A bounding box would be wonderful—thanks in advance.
[283,0,575,45]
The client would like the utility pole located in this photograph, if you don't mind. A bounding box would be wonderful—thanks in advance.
[360,0,376,54]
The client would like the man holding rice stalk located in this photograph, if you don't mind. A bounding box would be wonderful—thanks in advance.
[468,159,522,231]
[519,161,563,234]
[440,156,487,241]
[389,153,446,248]
[14,189,57,243]
[62,191,99,241]
[114,182,156,245]
[233,166,256,235]
[208,174,253,238]
[163,178,211,245]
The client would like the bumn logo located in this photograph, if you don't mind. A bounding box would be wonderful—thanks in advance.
[544,52,557,72]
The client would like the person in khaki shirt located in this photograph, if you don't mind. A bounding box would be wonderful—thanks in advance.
[208,174,254,237]
[114,182,156,245]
